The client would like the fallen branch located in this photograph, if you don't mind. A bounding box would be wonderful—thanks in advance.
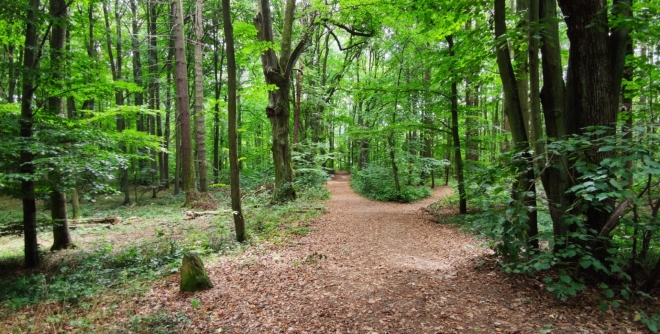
[72,217,121,225]
[184,210,231,220]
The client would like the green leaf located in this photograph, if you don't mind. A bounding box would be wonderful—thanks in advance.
[560,275,572,284]
[605,289,614,298]
[599,301,609,312]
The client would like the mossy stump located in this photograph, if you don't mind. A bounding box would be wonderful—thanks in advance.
[180,253,213,292]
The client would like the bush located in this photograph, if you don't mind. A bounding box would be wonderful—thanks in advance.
[351,165,431,202]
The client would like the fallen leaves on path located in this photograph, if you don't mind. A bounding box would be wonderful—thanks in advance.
[135,171,653,333]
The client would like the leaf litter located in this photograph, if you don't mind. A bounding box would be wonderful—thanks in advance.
[128,171,654,333]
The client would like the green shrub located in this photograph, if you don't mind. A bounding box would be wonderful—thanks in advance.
[351,165,431,202]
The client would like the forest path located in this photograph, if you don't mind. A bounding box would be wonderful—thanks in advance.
[150,171,638,333]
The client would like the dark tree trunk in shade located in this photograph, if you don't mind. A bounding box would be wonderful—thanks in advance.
[447,35,467,214]
[21,0,40,268]
[494,0,538,248]
[222,0,246,242]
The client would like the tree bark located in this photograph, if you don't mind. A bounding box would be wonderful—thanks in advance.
[222,0,246,242]
[49,0,73,251]
[172,0,197,204]
[194,0,208,192]
[447,35,466,214]
[21,0,40,268]
[557,0,628,237]
[495,0,538,249]
[253,0,306,202]
[212,12,225,184]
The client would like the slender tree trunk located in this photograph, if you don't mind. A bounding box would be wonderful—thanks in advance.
[222,0,246,242]
[447,35,467,213]
[173,0,197,203]
[539,0,569,243]
[7,44,16,103]
[212,15,225,184]
[21,0,40,268]
[294,68,302,145]
[529,0,544,160]
[194,0,208,192]
[495,0,538,249]
[104,0,131,204]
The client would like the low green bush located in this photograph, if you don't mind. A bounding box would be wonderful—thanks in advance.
[351,165,431,202]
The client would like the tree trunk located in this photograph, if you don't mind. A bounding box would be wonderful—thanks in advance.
[222,0,246,242]
[104,0,131,205]
[529,0,544,161]
[50,191,72,250]
[21,0,40,268]
[7,44,16,103]
[539,0,569,244]
[294,68,302,145]
[49,0,72,251]
[447,35,467,214]
[212,13,225,184]
[194,0,208,193]
[495,0,538,249]
[556,0,629,241]
[173,0,197,204]
[253,0,306,202]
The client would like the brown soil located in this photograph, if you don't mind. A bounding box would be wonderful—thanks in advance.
[145,171,652,333]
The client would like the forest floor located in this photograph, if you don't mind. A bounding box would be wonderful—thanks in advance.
[1,171,657,333]
[128,171,653,333]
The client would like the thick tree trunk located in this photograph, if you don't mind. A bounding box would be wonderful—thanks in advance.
[50,191,72,250]
[254,0,305,202]
[194,0,208,192]
[222,0,246,242]
[173,0,197,204]
[21,0,40,268]
[557,0,627,237]
[447,35,466,214]
[49,0,73,251]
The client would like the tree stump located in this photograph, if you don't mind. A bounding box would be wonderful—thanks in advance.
[180,253,213,292]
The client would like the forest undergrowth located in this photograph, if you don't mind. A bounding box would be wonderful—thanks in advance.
[0,180,329,333]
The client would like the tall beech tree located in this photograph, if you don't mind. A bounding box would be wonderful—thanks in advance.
[172,0,196,204]
[194,0,208,193]
[253,0,309,202]
[48,0,73,251]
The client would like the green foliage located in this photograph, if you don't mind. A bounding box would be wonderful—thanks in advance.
[127,312,191,334]
[293,140,335,189]
[0,237,183,310]
[351,165,432,202]
[447,124,660,304]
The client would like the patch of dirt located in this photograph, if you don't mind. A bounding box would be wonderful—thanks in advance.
[139,171,652,333]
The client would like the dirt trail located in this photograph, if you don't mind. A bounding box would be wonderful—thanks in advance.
[150,171,643,333]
